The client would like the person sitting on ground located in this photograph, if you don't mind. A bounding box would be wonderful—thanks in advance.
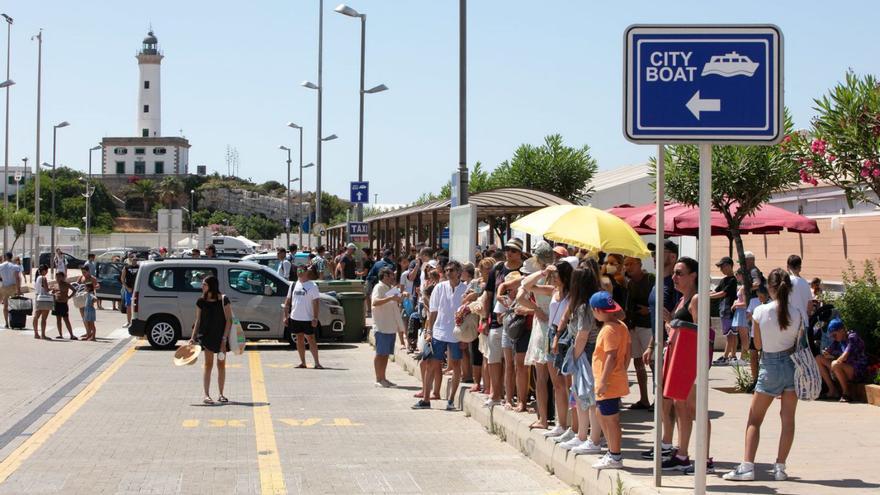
[589,290,631,470]
[815,318,868,402]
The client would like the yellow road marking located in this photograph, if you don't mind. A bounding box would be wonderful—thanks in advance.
[325,418,362,427]
[248,351,287,495]
[182,419,200,428]
[0,343,136,484]
[278,418,321,427]
[266,363,294,369]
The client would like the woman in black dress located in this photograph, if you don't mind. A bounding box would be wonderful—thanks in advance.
[189,275,233,404]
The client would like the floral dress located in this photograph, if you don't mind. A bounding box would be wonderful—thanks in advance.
[524,279,552,366]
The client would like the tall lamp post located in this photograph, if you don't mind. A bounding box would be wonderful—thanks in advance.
[279,145,293,247]
[30,29,43,273]
[49,121,69,263]
[2,13,13,252]
[84,144,100,254]
[302,0,326,243]
[286,122,315,248]
[334,4,388,222]
[16,156,25,211]
[189,189,195,233]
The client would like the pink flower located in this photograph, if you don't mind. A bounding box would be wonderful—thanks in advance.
[805,159,814,168]
[873,168,880,178]
[864,159,874,169]
[861,168,871,178]
[827,154,837,162]
[783,135,792,143]
[811,139,827,154]
[810,178,819,186]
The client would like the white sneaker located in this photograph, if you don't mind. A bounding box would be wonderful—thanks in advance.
[552,428,575,444]
[542,425,565,438]
[723,463,755,481]
[483,399,501,408]
[374,381,386,388]
[381,379,396,387]
[592,453,623,470]
[122,322,130,328]
[773,463,788,481]
[559,437,584,451]
[572,438,603,455]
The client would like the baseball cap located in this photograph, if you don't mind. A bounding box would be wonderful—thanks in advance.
[744,251,755,259]
[828,318,845,332]
[533,241,554,265]
[552,245,568,258]
[346,243,357,250]
[715,256,734,267]
[663,239,679,255]
[589,291,622,313]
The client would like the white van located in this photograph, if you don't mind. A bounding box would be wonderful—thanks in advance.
[128,259,345,349]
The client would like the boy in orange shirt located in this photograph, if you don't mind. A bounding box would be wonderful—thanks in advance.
[589,291,631,470]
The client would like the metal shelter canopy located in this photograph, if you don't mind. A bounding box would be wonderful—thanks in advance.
[325,187,572,253]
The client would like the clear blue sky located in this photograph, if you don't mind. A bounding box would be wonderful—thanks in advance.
[3,1,879,203]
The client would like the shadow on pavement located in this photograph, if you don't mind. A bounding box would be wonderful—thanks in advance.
[189,401,270,408]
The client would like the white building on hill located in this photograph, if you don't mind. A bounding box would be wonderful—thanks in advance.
[100,30,190,177]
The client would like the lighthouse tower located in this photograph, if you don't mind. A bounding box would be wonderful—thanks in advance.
[136,31,163,137]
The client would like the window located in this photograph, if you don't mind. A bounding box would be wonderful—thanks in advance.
[134,161,146,175]
[154,161,164,174]
[148,268,175,290]
[114,147,128,155]
[115,161,125,174]
[183,268,217,291]
[144,80,150,89]
[135,148,145,155]
[98,263,121,280]
[228,268,281,296]
[7,176,15,185]
[142,129,149,137]
[153,147,167,155]
[143,105,149,113]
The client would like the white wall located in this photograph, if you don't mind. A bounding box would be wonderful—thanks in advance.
[102,144,182,175]
[137,61,162,137]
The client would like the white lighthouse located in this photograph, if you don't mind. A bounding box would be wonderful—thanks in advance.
[137,31,162,137]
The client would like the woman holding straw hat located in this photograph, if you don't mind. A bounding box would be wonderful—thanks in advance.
[189,275,233,405]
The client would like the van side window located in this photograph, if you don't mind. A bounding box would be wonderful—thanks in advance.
[149,269,175,290]
[229,269,280,296]
[183,268,217,291]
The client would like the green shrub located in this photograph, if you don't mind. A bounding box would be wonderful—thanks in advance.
[830,260,880,356]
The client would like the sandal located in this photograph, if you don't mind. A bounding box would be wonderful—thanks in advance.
[203,396,214,405]
[529,421,548,430]
[295,363,307,369]
[629,401,650,410]
[314,364,324,370]
[218,395,229,403]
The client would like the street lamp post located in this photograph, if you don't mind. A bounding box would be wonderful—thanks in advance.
[49,121,69,264]
[287,122,314,248]
[15,156,25,211]
[335,4,388,222]
[302,0,326,243]
[189,189,194,233]
[2,13,13,252]
[84,145,100,254]
[30,29,43,273]
[279,145,293,247]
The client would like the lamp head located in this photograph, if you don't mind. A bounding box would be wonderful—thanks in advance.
[90,145,101,151]
[289,178,300,183]
[55,121,70,129]
[334,4,363,18]
[1,14,12,24]
[279,145,290,151]
[321,134,338,142]
[364,84,389,94]
[303,162,315,169]
[301,81,319,90]
[286,122,301,129]
[0,80,14,88]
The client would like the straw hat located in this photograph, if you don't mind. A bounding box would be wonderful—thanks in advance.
[174,344,202,366]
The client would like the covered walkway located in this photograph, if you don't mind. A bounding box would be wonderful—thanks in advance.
[326,188,571,257]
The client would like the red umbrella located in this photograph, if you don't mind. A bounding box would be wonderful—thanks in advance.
[609,202,819,237]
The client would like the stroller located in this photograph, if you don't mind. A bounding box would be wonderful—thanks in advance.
[404,296,421,354]
[808,302,840,356]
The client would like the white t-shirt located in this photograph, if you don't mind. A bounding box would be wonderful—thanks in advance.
[549,295,569,326]
[428,280,468,342]
[54,255,67,274]
[789,274,812,324]
[746,297,761,337]
[752,300,801,353]
[371,281,401,334]
[288,280,320,321]
[0,261,22,288]
[277,259,292,280]
[399,270,415,295]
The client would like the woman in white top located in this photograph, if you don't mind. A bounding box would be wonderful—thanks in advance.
[725,268,800,483]
[539,260,574,440]
[32,264,52,340]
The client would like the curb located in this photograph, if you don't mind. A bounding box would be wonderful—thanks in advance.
[372,330,661,495]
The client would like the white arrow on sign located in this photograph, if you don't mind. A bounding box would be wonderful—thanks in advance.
[686,90,721,120]
[356,192,363,201]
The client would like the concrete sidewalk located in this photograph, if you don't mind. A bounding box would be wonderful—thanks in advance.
[378,330,880,495]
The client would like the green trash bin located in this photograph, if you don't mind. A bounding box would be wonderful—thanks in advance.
[326,279,365,294]
[336,291,367,342]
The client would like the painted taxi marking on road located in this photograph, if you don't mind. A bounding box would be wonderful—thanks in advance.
[0,343,137,484]
[266,363,294,369]
[278,418,322,427]
[248,351,287,495]
[326,418,363,427]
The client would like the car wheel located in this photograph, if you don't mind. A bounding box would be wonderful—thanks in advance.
[284,328,297,349]
[146,316,180,349]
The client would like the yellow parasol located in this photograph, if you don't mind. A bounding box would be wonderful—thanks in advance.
[510,205,651,258]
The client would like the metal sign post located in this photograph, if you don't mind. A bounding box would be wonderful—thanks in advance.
[653,145,665,486]
[624,24,783,494]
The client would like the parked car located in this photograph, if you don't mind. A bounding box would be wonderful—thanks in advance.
[39,251,85,270]
[94,262,125,302]
[95,247,151,263]
[128,259,345,349]
[242,253,282,273]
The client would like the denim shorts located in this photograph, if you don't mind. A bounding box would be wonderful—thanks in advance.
[374,332,396,356]
[755,350,795,397]
[430,339,463,361]
[597,398,621,416]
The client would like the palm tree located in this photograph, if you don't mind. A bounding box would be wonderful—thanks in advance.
[158,176,184,208]
[128,179,157,215]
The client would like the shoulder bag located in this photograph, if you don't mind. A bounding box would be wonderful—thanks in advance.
[790,317,821,401]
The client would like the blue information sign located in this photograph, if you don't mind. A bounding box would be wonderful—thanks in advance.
[624,25,782,144]
[348,221,369,238]
[350,181,369,204]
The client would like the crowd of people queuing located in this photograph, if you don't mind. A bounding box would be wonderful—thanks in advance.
[339,236,870,481]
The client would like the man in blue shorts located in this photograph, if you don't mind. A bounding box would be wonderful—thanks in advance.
[371,268,404,388]
[413,260,467,411]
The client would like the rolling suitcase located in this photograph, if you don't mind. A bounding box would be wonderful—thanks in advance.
[9,296,32,329]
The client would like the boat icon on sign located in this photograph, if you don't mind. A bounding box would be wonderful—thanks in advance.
[701,52,759,77]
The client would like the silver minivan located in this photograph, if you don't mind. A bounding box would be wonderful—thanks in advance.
[128,259,345,349]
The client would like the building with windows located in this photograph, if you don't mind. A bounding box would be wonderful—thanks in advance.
[101,30,190,176]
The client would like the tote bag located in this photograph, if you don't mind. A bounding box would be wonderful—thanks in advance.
[790,325,821,401]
